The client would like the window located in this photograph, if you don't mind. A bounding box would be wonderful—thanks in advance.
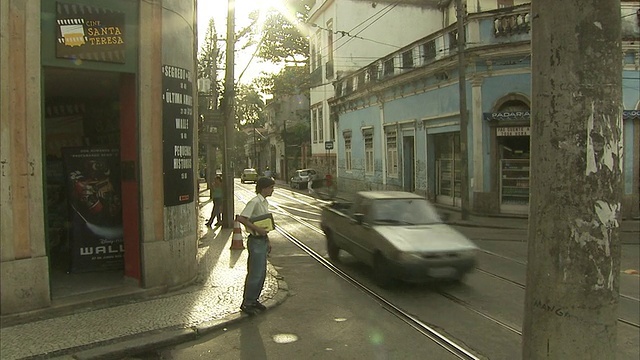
[344,131,352,171]
[318,106,324,142]
[366,64,379,82]
[422,40,436,63]
[311,108,318,143]
[329,115,335,141]
[383,58,394,76]
[401,50,413,70]
[363,128,374,174]
[497,0,514,8]
[326,19,334,78]
[310,39,317,70]
[386,129,398,177]
[335,81,343,97]
[345,78,353,94]
[315,31,322,71]
[356,71,366,90]
[449,30,458,51]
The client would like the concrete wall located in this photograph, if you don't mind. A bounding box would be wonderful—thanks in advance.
[139,0,198,289]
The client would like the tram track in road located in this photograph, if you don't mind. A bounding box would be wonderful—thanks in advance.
[235,182,639,341]
[234,183,518,359]
[476,251,640,329]
[276,225,482,360]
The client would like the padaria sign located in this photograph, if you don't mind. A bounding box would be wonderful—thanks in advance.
[484,111,530,121]
[486,110,638,121]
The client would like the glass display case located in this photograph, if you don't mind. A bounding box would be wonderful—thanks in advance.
[500,159,530,206]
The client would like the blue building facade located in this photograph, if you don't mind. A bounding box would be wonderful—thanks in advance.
[329,4,639,219]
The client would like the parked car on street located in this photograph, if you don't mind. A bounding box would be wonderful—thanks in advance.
[289,168,322,189]
[240,168,259,183]
[320,191,478,287]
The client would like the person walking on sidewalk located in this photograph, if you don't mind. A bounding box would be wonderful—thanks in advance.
[307,176,316,197]
[205,175,224,227]
[236,177,276,315]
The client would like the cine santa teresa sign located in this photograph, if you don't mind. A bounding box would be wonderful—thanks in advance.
[56,2,126,63]
[162,65,194,206]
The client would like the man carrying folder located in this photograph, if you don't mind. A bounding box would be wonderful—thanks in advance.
[236,177,276,315]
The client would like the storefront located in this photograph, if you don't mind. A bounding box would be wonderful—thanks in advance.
[1,0,198,316]
[485,107,531,215]
[495,125,530,214]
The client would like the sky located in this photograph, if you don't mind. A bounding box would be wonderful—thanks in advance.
[197,0,284,85]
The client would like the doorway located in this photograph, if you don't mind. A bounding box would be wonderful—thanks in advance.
[498,133,530,214]
[402,134,415,192]
[43,67,140,299]
[434,132,461,206]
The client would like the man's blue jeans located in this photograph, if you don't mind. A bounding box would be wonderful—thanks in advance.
[242,235,268,306]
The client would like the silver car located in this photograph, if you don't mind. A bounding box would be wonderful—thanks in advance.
[289,168,321,189]
[321,191,478,286]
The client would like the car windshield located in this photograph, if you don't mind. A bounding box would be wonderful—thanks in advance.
[298,170,309,176]
[245,169,257,174]
[371,198,442,225]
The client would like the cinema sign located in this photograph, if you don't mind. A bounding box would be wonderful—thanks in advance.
[56,2,126,63]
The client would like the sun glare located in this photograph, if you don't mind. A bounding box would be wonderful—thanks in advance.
[252,0,307,37]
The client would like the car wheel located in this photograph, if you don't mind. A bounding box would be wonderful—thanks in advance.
[325,230,340,261]
[373,253,394,288]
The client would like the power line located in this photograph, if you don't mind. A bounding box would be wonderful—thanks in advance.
[335,1,399,52]
[311,23,401,49]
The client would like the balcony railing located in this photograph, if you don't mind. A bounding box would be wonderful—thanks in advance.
[493,12,531,37]
[334,5,534,99]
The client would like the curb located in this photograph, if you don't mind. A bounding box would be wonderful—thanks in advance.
[52,266,289,360]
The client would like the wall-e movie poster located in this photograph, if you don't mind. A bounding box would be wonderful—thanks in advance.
[62,147,124,272]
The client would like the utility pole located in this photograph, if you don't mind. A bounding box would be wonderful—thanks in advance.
[455,0,470,220]
[522,1,622,358]
[221,0,235,228]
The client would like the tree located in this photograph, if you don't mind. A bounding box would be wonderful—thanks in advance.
[198,18,223,109]
[256,64,310,98]
[254,0,314,65]
[522,0,623,358]
[234,83,265,129]
[197,18,224,186]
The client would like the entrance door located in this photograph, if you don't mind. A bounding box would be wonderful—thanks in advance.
[402,135,415,192]
[434,133,461,206]
[119,74,141,282]
[43,68,140,298]
[498,133,530,214]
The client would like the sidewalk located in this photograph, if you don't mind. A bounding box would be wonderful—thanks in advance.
[0,199,288,360]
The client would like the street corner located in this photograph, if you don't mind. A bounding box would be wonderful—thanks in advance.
[265,264,289,307]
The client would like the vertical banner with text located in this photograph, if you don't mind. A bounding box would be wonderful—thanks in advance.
[162,65,194,206]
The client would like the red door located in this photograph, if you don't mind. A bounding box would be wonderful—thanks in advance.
[120,74,141,282]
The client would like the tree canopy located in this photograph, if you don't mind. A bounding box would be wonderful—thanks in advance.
[234,83,265,128]
[253,0,314,65]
